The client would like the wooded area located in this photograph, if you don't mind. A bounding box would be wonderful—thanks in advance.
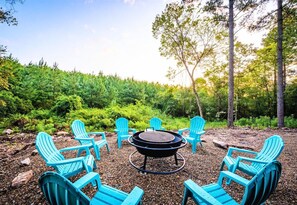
[0,51,296,133]
[0,0,296,133]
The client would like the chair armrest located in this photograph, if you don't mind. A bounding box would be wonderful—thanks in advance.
[218,171,250,187]
[237,156,270,164]
[129,128,137,134]
[73,172,101,189]
[74,137,94,141]
[184,180,222,205]
[178,128,189,135]
[59,144,91,152]
[227,147,258,157]
[234,156,270,168]
[231,156,270,174]
[195,131,205,135]
[47,157,85,166]
[122,186,144,205]
[87,132,106,140]
[74,137,97,146]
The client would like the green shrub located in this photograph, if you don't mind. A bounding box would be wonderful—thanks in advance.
[29,109,51,119]
[285,116,297,128]
[235,116,297,129]
[51,95,83,116]
[206,120,227,129]
[131,121,147,130]
[36,121,56,134]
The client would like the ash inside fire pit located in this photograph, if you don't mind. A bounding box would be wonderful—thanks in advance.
[139,131,175,143]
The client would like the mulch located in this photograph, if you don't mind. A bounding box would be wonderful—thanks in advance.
[0,127,296,204]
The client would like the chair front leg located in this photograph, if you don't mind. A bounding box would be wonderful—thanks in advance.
[181,187,191,205]
[105,143,110,153]
[93,145,101,160]
[118,137,122,149]
[191,142,197,154]
[226,164,236,185]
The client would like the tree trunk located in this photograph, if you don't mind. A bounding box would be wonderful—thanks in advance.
[228,0,234,127]
[277,0,285,128]
[191,79,204,118]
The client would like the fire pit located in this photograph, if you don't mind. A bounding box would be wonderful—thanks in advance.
[128,129,187,174]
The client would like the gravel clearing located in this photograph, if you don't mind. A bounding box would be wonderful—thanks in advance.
[0,127,296,204]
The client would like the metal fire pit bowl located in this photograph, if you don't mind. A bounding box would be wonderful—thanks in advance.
[128,130,187,174]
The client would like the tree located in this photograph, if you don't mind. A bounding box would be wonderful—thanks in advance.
[228,0,235,127]
[0,0,23,55]
[244,0,296,127]
[152,2,227,118]
[277,0,284,127]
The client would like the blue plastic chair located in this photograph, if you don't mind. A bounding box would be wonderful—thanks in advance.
[182,160,282,205]
[39,171,144,205]
[115,117,136,149]
[35,132,96,178]
[178,116,206,153]
[71,120,110,160]
[220,135,284,178]
[149,117,165,130]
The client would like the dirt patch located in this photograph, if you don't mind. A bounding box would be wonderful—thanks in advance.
[0,127,296,204]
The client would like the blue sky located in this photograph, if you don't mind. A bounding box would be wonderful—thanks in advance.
[1,0,180,84]
[1,0,266,85]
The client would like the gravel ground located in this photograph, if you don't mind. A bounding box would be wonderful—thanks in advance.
[0,127,296,204]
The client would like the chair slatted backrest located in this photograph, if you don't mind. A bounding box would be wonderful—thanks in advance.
[252,135,284,171]
[71,120,91,145]
[36,132,65,173]
[242,161,282,205]
[39,171,90,205]
[189,116,205,137]
[149,117,162,130]
[116,118,129,135]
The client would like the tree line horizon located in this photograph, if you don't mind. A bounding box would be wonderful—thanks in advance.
[0,0,296,131]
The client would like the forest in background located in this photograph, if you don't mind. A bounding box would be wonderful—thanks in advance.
[0,50,296,134]
[0,0,296,134]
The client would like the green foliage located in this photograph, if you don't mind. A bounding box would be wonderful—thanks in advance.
[285,116,297,128]
[205,120,227,129]
[152,1,228,117]
[0,90,33,116]
[51,95,82,116]
[28,109,51,119]
[235,116,297,129]
[0,44,296,132]
[285,78,297,117]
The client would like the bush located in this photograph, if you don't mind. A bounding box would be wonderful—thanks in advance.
[285,116,297,128]
[29,109,51,119]
[51,95,82,116]
[235,116,297,129]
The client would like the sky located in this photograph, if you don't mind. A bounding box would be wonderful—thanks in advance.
[1,0,265,85]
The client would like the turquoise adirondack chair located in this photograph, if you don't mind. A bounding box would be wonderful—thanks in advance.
[39,171,144,205]
[71,120,110,160]
[220,135,284,179]
[149,117,165,130]
[182,160,282,205]
[115,117,136,149]
[178,116,206,153]
[35,132,96,178]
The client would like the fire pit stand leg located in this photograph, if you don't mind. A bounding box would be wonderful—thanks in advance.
[140,155,147,170]
[174,154,178,165]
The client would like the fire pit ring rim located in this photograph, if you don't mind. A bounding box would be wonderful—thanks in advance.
[128,136,187,151]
